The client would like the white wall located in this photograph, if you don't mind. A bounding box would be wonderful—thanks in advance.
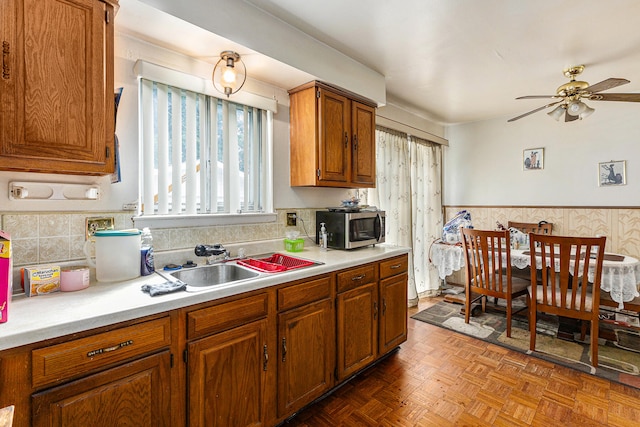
[0,33,356,213]
[443,104,640,206]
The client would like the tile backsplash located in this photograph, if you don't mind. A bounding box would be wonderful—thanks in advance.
[1,209,319,268]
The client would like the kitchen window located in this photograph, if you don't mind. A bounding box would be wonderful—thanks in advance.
[133,61,276,228]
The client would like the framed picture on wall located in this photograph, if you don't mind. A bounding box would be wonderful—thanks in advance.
[598,160,626,186]
[523,148,544,170]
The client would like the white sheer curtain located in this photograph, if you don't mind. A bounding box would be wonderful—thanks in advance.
[366,127,443,306]
[409,136,443,299]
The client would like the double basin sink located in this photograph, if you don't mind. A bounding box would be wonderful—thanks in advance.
[160,253,321,291]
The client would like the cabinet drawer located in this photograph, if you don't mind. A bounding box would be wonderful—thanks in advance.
[187,293,269,340]
[278,275,332,311]
[32,317,171,388]
[337,264,377,293]
[379,255,408,280]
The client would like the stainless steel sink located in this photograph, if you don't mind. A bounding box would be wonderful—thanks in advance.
[169,264,259,288]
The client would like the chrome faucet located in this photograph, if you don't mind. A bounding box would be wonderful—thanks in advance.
[194,244,230,264]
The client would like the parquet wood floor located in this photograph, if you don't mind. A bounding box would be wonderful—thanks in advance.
[284,296,640,426]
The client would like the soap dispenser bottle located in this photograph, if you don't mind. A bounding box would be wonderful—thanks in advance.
[320,222,328,250]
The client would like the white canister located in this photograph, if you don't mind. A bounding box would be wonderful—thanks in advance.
[84,229,141,282]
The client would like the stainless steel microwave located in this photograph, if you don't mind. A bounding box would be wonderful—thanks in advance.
[316,210,385,249]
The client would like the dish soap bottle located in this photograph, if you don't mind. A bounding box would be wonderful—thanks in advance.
[140,227,155,276]
[320,222,328,250]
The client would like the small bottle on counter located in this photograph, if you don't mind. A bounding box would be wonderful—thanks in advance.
[140,227,155,276]
[320,222,328,250]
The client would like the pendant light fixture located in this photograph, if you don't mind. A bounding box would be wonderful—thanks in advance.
[212,51,247,97]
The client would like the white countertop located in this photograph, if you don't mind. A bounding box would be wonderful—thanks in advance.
[1,244,410,351]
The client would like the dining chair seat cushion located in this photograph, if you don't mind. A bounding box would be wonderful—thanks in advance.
[527,285,594,311]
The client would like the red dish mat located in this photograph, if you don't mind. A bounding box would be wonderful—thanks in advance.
[237,253,315,273]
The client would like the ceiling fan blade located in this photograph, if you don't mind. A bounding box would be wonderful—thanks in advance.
[588,93,640,102]
[507,101,562,122]
[584,78,630,94]
[516,95,556,100]
[565,111,579,122]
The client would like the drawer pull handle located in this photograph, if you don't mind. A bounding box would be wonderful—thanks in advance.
[373,301,378,320]
[351,274,366,281]
[2,41,9,79]
[383,299,387,315]
[263,344,269,371]
[390,264,402,269]
[282,338,287,362]
[87,340,134,358]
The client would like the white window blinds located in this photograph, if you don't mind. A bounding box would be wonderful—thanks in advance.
[136,61,275,220]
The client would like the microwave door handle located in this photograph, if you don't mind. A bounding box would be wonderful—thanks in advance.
[375,213,383,241]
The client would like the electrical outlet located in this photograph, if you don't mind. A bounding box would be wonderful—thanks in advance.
[286,212,297,226]
[86,216,115,240]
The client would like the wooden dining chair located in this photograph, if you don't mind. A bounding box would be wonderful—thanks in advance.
[528,234,606,367]
[508,221,553,235]
[461,228,530,337]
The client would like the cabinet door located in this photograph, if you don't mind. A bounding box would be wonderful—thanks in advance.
[0,0,115,174]
[336,282,378,381]
[379,273,408,354]
[188,319,269,427]
[277,298,334,417]
[351,101,376,187]
[32,351,171,427]
[317,88,350,184]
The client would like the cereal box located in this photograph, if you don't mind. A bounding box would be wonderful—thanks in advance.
[0,231,11,323]
[22,265,61,297]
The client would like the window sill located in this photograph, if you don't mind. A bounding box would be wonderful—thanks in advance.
[132,212,277,229]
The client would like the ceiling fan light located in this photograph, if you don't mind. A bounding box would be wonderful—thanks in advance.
[567,100,587,116]
[579,104,595,120]
[547,105,565,121]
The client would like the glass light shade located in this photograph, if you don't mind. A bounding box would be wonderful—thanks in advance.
[579,104,595,119]
[547,105,565,121]
[212,51,247,97]
[222,67,237,84]
[567,100,587,116]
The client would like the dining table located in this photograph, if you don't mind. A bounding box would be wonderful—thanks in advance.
[430,240,640,309]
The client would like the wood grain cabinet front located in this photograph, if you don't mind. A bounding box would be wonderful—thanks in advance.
[0,0,118,174]
[187,319,269,427]
[32,351,171,427]
[184,292,273,427]
[31,317,171,388]
[379,255,409,354]
[276,275,335,418]
[289,81,376,188]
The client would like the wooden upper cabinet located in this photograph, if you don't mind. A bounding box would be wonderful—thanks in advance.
[351,101,376,186]
[0,0,117,175]
[289,81,376,188]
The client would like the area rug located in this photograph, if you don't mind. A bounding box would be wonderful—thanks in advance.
[411,300,640,390]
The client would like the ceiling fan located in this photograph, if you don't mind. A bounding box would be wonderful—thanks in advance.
[508,65,640,122]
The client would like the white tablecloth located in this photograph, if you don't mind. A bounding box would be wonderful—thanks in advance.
[430,241,640,308]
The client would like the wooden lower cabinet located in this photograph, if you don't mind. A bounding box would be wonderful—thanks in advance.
[1,255,408,427]
[336,282,378,381]
[187,319,269,427]
[379,273,408,353]
[31,351,171,427]
[277,298,334,418]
